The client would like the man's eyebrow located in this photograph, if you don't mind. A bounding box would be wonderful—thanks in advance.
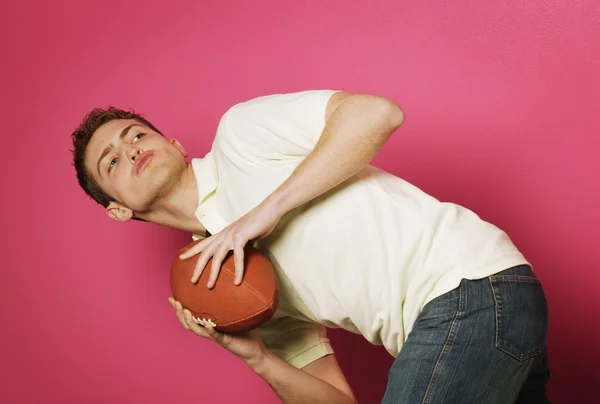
[96,123,141,177]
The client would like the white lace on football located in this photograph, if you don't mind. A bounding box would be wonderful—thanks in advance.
[192,316,217,327]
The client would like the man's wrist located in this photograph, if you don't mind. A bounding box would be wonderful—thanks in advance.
[245,348,274,376]
[265,187,291,218]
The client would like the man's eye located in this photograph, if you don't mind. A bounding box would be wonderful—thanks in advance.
[133,133,145,142]
[109,158,117,171]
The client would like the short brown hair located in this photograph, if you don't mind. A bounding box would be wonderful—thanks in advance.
[70,107,162,208]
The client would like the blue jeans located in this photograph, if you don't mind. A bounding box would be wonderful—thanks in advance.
[382,265,551,403]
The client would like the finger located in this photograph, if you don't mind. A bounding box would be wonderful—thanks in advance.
[207,244,231,288]
[233,242,245,286]
[179,236,213,260]
[204,323,225,344]
[168,296,174,307]
[174,302,190,330]
[174,299,183,315]
[190,243,218,283]
[182,309,201,331]
[175,306,189,330]
[183,310,211,338]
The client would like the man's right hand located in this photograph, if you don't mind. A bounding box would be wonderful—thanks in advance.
[168,296,267,366]
[169,296,357,403]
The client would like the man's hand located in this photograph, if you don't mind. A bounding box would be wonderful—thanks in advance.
[168,296,267,365]
[179,197,283,288]
[169,296,357,403]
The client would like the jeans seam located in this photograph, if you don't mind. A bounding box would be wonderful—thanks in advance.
[489,275,541,284]
[489,276,502,357]
[489,277,545,361]
[421,282,464,404]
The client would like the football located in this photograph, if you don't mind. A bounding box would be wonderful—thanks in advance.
[170,239,278,334]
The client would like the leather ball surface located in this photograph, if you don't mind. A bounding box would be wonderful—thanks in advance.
[170,239,278,334]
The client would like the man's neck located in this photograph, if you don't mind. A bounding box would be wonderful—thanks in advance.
[135,163,208,236]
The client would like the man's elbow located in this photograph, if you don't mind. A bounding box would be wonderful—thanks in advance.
[378,97,405,132]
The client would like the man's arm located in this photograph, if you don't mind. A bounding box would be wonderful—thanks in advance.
[170,299,356,403]
[267,91,405,217]
[183,91,405,286]
[249,352,357,404]
[242,93,398,402]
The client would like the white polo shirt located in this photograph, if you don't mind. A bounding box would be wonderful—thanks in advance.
[190,90,530,368]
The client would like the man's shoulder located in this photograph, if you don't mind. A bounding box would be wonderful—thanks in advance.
[214,89,340,135]
[225,89,338,113]
[210,88,341,156]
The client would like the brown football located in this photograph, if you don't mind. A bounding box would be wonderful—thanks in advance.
[170,239,278,334]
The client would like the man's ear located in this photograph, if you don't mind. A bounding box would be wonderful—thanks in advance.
[106,201,134,223]
[170,138,187,158]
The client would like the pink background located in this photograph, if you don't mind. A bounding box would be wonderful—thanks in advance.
[1,1,598,403]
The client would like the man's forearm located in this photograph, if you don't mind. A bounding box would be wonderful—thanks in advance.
[248,352,356,404]
[268,93,404,216]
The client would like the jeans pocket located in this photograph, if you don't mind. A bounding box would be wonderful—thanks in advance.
[489,270,549,361]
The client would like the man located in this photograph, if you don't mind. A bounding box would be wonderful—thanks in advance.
[71,89,551,403]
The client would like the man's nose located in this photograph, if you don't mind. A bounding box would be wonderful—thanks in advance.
[128,147,142,164]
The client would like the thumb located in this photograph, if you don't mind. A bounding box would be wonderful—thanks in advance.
[247,328,263,340]
[204,324,227,345]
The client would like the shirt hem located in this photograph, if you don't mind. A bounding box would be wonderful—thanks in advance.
[287,342,335,369]
[424,251,531,308]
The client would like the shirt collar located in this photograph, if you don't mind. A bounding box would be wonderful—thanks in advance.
[191,153,219,209]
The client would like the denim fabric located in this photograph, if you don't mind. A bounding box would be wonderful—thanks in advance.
[382,265,551,404]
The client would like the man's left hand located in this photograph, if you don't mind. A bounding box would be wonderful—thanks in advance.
[179,197,283,288]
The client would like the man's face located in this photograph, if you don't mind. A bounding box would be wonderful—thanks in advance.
[85,118,188,221]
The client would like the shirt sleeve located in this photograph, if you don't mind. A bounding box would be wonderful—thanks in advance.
[219,89,340,161]
[259,316,335,369]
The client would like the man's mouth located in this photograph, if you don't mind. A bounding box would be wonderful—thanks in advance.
[135,152,153,175]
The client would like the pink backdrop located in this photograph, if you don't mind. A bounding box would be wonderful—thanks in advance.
[1,1,598,403]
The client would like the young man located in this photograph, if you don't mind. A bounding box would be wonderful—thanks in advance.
[71,89,551,403]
